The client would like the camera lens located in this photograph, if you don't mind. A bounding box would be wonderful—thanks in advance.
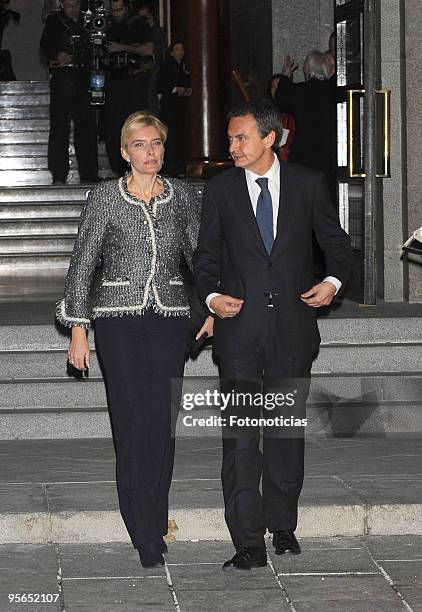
[93,16,106,31]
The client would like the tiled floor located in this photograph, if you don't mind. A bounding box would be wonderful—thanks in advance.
[0,537,420,611]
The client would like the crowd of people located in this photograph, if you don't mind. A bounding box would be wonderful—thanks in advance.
[40,0,191,184]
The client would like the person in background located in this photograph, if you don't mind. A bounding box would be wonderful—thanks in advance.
[104,0,154,177]
[266,73,295,162]
[133,0,165,113]
[274,51,337,201]
[57,111,213,569]
[40,0,99,185]
[157,41,192,177]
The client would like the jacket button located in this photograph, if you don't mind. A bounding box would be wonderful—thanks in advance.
[268,262,273,267]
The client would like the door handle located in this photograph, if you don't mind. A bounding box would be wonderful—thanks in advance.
[347,88,391,178]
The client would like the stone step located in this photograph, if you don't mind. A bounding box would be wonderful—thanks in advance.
[0,372,421,411]
[0,119,49,132]
[0,254,71,272]
[0,219,78,236]
[0,81,49,94]
[0,186,89,203]
[0,142,107,157]
[0,107,49,119]
[2,436,422,542]
[0,235,75,254]
[318,316,422,344]
[0,94,50,107]
[1,317,420,351]
[0,132,49,144]
[0,399,421,439]
[0,202,82,220]
[0,154,109,170]
[0,342,421,381]
[0,169,110,186]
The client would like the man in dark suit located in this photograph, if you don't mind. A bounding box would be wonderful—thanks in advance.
[193,99,352,571]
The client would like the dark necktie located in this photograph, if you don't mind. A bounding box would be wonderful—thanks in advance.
[255,177,274,254]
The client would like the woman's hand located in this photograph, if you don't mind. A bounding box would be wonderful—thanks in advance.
[196,316,214,340]
[68,327,90,371]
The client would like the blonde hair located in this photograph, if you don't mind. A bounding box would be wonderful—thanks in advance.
[121,112,168,149]
[303,50,332,81]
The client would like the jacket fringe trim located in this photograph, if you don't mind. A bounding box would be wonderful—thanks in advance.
[91,302,190,319]
[55,299,91,329]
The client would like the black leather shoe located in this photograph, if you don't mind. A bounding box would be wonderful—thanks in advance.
[273,530,301,555]
[223,546,267,571]
[137,542,165,568]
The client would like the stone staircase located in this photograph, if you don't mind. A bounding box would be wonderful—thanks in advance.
[0,80,110,186]
[0,312,421,439]
[0,81,421,442]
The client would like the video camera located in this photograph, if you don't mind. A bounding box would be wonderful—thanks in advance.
[82,0,107,45]
[81,0,107,106]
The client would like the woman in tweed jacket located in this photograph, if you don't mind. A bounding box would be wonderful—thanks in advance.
[56,111,213,568]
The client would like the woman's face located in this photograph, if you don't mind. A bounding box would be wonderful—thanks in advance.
[171,43,185,62]
[122,125,165,175]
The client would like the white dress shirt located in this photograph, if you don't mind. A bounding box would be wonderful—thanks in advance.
[206,155,341,310]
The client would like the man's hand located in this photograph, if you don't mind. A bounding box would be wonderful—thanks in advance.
[300,281,337,308]
[210,295,244,319]
[56,52,72,66]
[282,55,298,78]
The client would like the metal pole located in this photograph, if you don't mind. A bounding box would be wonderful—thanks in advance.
[363,0,378,304]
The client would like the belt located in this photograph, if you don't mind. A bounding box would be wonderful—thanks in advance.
[264,292,278,307]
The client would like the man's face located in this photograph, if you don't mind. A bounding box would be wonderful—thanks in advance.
[228,114,274,172]
[111,0,128,22]
[62,0,80,16]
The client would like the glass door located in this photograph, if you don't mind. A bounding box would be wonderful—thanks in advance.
[335,0,390,303]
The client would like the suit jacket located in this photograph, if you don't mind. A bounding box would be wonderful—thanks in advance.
[193,161,353,367]
[274,76,337,187]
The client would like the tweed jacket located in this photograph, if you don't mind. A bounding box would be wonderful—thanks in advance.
[56,176,200,328]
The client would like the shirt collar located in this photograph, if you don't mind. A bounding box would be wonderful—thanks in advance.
[245,153,280,184]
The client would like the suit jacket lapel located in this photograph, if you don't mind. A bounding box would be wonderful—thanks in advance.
[229,168,267,252]
[271,161,290,255]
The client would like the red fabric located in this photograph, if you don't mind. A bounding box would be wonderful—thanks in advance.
[280,112,296,162]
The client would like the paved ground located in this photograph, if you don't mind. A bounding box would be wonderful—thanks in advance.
[0,436,421,610]
[0,536,421,611]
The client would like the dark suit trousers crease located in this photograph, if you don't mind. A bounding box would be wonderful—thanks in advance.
[94,311,187,546]
[219,308,311,549]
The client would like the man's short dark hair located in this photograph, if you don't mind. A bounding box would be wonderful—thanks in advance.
[228,98,282,152]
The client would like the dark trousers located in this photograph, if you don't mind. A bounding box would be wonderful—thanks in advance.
[104,74,149,176]
[219,309,311,550]
[160,96,187,177]
[48,71,98,183]
[94,311,187,546]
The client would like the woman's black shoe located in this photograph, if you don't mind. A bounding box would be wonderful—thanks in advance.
[137,542,166,568]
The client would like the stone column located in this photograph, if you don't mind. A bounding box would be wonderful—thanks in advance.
[168,0,230,176]
[381,0,407,301]
[404,0,422,302]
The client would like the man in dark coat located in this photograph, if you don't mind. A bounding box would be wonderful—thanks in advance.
[194,99,352,571]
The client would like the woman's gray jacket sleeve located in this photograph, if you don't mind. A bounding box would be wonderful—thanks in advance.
[56,189,107,328]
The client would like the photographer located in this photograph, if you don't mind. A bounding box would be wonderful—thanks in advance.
[0,0,19,80]
[40,0,99,185]
[103,0,153,176]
